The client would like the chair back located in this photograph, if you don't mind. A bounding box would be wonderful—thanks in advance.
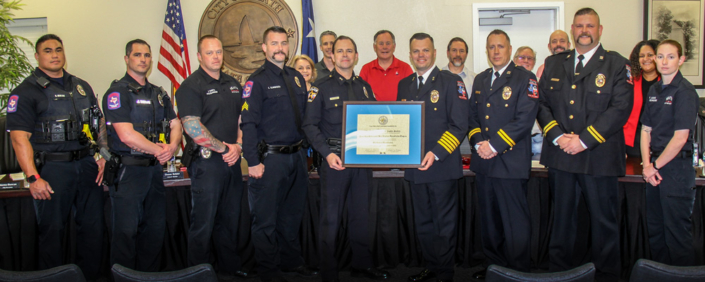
[629,258,705,282]
[486,263,595,282]
[111,263,218,282]
[0,264,86,282]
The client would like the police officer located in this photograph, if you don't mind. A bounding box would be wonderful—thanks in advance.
[468,30,538,280]
[7,34,105,280]
[641,40,698,266]
[302,36,391,282]
[398,33,468,282]
[240,26,316,282]
[176,35,251,279]
[537,8,632,281]
[103,39,182,271]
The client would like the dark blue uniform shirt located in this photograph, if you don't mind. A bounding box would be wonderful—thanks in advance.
[240,60,307,166]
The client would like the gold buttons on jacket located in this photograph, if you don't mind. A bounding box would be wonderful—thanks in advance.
[571,85,576,89]
[569,115,574,119]
[485,127,489,131]
[487,103,491,107]
[570,100,574,104]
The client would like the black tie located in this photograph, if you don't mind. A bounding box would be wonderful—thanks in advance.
[416,76,424,99]
[346,80,356,101]
[492,71,500,86]
[575,54,585,76]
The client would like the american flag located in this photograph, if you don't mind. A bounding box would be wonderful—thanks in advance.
[158,0,191,89]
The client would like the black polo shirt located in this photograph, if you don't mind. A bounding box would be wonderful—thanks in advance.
[175,67,242,144]
[640,71,698,152]
[240,60,307,166]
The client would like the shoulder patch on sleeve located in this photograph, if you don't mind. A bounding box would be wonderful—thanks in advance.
[527,79,539,99]
[107,92,121,110]
[625,64,633,85]
[457,81,467,100]
[243,81,253,98]
[7,95,18,113]
[307,86,319,102]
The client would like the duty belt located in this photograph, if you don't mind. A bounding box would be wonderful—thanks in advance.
[265,140,304,155]
[120,155,158,167]
[42,147,92,162]
[651,150,693,159]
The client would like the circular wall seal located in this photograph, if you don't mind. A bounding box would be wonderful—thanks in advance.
[199,0,299,83]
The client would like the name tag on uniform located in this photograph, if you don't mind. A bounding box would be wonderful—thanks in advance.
[330,96,339,100]
[136,99,151,105]
[649,96,658,102]
[268,85,281,89]
[551,78,560,81]
[54,94,67,99]
[206,89,218,95]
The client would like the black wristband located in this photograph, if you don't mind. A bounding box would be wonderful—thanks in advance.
[653,162,660,170]
[222,145,230,155]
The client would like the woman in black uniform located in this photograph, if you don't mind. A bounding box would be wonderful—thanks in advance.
[640,39,699,266]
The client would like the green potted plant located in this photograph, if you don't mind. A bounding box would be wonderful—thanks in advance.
[0,0,33,116]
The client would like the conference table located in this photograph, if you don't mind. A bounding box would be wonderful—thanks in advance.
[1,157,704,280]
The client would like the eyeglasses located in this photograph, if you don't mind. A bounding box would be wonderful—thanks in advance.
[517,56,535,61]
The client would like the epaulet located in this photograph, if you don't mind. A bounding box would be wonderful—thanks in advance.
[317,73,336,84]
[249,66,266,78]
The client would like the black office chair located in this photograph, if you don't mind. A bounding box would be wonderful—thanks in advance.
[486,263,595,282]
[111,263,217,282]
[629,258,705,282]
[0,116,21,174]
[0,264,86,282]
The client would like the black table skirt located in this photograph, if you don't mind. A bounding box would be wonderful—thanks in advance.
[1,176,703,280]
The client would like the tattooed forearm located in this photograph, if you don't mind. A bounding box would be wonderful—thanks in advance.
[97,117,108,149]
[129,145,148,154]
[181,116,226,152]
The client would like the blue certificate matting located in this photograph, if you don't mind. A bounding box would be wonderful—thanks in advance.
[342,102,424,167]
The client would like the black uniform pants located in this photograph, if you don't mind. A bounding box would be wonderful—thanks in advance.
[319,162,373,280]
[187,155,244,273]
[548,168,620,282]
[248,151,308,279]
[109,163,165,271]
[410,180,458,280]
[35,155,103,280]
[646,157,696,266]
[475,174,531,271]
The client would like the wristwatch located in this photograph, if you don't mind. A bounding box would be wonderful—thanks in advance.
[222,145,230,155]
[653,162,660,170]
[27,174,40,184]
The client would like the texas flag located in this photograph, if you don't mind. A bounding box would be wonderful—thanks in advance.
[302,0,318,62]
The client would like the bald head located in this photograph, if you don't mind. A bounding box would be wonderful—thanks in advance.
[548,30,571,55]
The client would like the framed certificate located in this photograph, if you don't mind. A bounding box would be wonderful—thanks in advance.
[341,101,425,168]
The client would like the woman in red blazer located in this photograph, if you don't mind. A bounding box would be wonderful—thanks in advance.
[624,40,661,157]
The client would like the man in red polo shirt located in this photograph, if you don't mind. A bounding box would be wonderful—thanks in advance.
[360,30,413,101]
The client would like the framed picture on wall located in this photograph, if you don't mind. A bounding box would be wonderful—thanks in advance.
[644,0,705,88]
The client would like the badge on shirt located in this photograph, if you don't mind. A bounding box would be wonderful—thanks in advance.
[625,64,633,85]
[595,73,606,88]
[430,90,440,103]
[502,86,512,100]
[295,76,301,88]
[527,79,539,99]
[665,96,673,105]
[7,95,18,113]
[76,84,86,96]
[107,92,121,110]
[457,81,467,100]
[308,86,318,102]
[243,81,253,98]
